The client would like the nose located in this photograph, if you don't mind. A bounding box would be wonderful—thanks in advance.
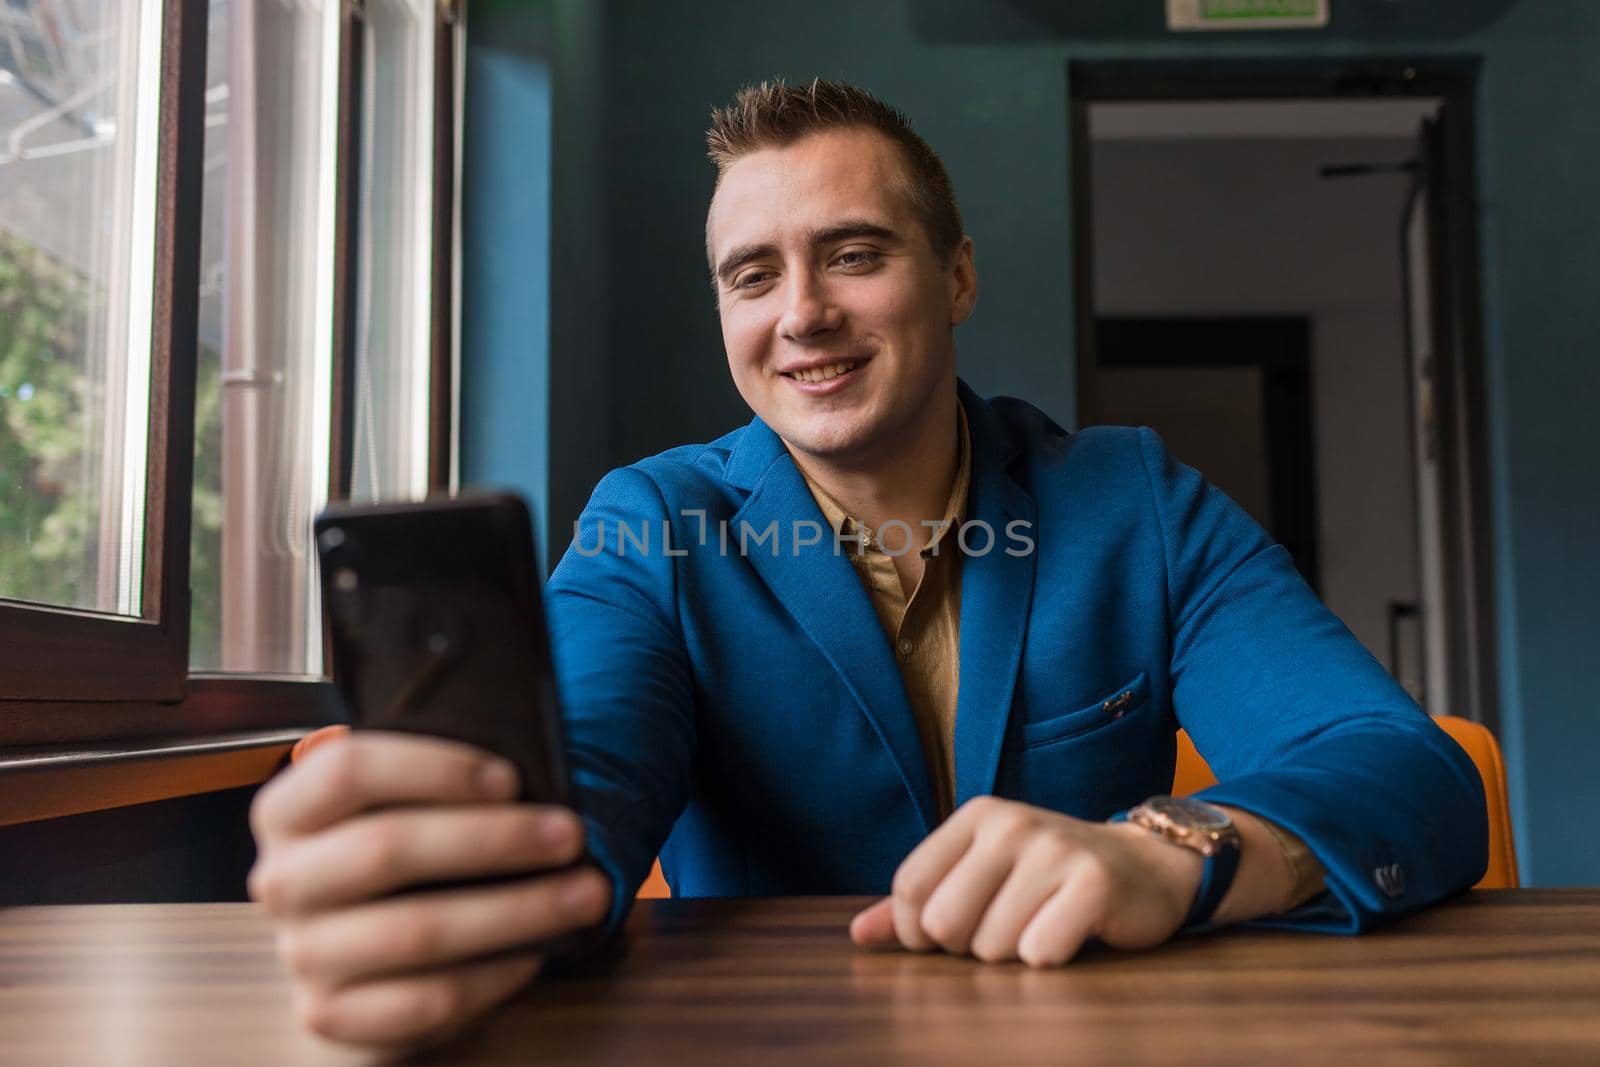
[777,271,842,343]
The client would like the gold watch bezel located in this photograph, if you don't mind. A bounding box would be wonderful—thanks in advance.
[1125,795,1242,858]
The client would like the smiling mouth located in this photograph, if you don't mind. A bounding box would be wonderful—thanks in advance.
[783,360,861,383]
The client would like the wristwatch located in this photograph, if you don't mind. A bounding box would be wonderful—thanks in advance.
[1112,795,1242,929]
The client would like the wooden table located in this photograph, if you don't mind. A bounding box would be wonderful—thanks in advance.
[2,891,1598,1065]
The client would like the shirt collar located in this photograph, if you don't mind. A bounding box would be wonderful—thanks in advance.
[797,404,972,559]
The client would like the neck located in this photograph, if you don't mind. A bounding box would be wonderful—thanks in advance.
[788,387,961,550]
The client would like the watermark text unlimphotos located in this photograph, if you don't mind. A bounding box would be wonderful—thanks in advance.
[572,511,1035,559]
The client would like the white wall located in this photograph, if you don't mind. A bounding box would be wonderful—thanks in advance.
[1091,134,1420,674]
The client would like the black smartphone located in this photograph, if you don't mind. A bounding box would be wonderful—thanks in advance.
[313,494,610,964]
[313,492,572,809]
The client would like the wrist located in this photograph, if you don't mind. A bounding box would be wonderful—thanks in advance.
[1108,817,1205,924]
[1111,796,1242,929]
[1207,806,1305,924]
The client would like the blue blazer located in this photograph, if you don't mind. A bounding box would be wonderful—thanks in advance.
[546,381,1488,935]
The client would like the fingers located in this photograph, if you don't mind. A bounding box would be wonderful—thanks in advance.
[967,845,1085,964]
[917,829,1022,956]
[277,866,612,989]
[849,897,896,947]
[248,731,591,1050]
[1017,861,1114,968]
[858,802,1198,968]
[887,796,1001,951]
[250,804,586,916]
[252,732,519,843]
[863,799,1133,967]
[295,949,544,1050]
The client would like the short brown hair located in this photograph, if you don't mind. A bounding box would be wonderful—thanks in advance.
[706,78,965,263]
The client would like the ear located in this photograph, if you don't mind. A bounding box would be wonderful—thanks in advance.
[947,236,977,326]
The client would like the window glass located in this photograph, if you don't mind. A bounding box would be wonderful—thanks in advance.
[189,0,341,672]
[189,0,229,668]
[190,0,444,671]
[350,0,438,503]
[0,0,163,617]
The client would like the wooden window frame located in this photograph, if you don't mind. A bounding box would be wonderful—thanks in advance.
[0,0,207,704]
[1,0,463,771]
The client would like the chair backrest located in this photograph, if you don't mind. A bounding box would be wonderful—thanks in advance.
[1174,715,1518,890]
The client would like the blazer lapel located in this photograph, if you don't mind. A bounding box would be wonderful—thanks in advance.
[726,418,939,834]
[952,383,1037,806]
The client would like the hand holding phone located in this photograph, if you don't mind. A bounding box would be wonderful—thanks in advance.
[245,493,610,1050]
[249,730,611,1050]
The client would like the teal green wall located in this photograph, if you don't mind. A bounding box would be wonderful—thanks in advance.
[460,3,554,564]
[547,0,613,566]
[470,0,1600,885]
[1463,4,1600,889]
[462,0,615,564]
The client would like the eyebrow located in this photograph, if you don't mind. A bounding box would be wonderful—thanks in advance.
[713,219,901,286]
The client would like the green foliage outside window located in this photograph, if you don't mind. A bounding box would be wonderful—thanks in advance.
[0,229,224,662]
[0,229,94,608]
[190,331,223,667]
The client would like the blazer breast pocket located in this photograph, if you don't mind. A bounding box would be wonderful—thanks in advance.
[1022,672,1151,749]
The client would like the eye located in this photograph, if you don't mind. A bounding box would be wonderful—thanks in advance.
[734,270,775,290]
[834,249,881,270]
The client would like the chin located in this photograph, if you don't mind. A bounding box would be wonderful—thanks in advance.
[786,422,883,463]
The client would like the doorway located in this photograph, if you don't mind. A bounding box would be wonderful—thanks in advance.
[1070,61,1498,732]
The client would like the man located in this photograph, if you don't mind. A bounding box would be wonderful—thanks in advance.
[249,79,1487,1050]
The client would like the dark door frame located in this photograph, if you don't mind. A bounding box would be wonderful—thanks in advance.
[1096,316,1319,593]
[1067,58,1499,733]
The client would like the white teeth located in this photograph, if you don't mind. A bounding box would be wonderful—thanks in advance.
[790,361,857,383]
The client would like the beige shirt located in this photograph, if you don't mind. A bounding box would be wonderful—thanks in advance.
[798,405,971,820]
[795,407,1325,906]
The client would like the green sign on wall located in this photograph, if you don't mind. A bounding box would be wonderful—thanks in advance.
[1167,0,1330,30]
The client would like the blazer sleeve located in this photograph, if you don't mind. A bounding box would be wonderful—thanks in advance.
[1135,428,1489,933]
[545,466,696,935]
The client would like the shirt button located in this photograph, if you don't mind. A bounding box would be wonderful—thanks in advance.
[897,639,914,657]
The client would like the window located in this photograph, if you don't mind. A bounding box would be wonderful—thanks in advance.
[1,0,461,747]
[1,0,197,704]
[0,0,161,619]
[189,0,343,674]
[349,0,454,506]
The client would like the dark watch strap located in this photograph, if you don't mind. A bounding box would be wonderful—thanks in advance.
[1182,841,1240,929]
[1109,810,1241,930]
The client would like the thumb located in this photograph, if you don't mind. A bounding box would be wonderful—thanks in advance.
[849,897,898,948]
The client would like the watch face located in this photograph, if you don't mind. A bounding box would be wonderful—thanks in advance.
[1142,795,1231,831]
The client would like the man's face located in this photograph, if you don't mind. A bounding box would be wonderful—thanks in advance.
[707,127,976,466]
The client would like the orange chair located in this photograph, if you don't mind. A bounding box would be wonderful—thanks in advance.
[637,861,671,899]
[1173,715,1517,890]
[294,714,1518,898]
